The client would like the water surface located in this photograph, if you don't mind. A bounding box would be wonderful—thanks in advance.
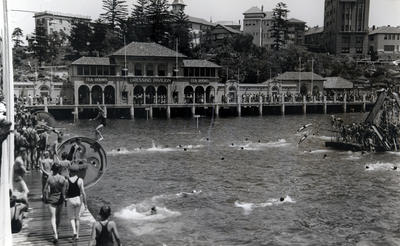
[60,114,400,245]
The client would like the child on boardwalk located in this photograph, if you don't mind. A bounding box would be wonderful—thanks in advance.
[89,206,121,246]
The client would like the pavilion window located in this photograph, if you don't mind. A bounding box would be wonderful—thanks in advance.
[135,63,143,76]
[97,66,104,76]
[189,68,194,77]
[210,69,215,77]
[206,68,211,77]
[184,68,189,77]
[146,64,154,76]
[104,66,110,75]
[200,68,205,77]
[77,66,83,75]
[110,67,116,75]
[83,66,90,75]
[121,68,128,76]
[195,68,200,77]
[158,64,167,76]
[90,66,96,76]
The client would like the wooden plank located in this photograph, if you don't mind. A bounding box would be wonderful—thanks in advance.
[12,170,96,246]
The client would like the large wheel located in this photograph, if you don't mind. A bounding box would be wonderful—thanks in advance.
[57,137,107,189]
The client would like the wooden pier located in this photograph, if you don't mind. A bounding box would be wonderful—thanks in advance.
[12,171,95,246]
[25,97,375,120]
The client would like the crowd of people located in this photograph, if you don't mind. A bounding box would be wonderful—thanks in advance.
[0,96,121,245]
[17,94,65,106]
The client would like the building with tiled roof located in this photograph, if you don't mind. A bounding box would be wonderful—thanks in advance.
[69,42,223,106]
[112,42,186,58]
[368,26,400,61]
[304,26,326,52]
[242,6,306,48]
[33,11,91,37]
[275,72,325,96]
[207,24,242,44]
[71,57,111,66]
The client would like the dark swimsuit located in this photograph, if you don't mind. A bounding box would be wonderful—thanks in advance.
[96,221,114,246]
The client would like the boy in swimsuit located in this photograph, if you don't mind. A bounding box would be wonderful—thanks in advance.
[89,206,121,246]
[90,105,106,142]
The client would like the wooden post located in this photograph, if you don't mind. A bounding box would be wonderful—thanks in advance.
[167,106,171,119]
[237,104,241,117]
[191,106,196,117]
[44,96,48,112]
[323,96,327,114]
[363,94,366,112]
[149,106,153,119]
[130,105,135,119]
[303,96,307,114]
[73,106,79,123]
[215,105,220,117]
[259,96,263,116]
[343,93,347,113]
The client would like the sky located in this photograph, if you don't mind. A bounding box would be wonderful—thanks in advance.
[5,0,400,39]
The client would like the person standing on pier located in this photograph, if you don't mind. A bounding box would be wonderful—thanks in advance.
[43,163,67,243]
[89,206,121,246]
[66,165,87,241]
[90,105,106,142]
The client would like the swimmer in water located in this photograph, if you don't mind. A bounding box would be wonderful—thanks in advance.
[323,154,328,159]
[258,140,261,143]
[280,197,285,202]
[241,147,244,150]
[366,166,369,169]
[297,123,313,133]
[298,133,309,144]
[150,206,157,215]
[394,166,398,170]
[221,157,225,160]
[184,148,187,151]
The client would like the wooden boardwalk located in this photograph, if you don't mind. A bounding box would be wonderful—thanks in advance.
[12,170,95,246]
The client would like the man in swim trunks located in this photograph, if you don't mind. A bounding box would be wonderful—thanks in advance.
[90,105,106,141]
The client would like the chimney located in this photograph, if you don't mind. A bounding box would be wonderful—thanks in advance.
[261,5,264,12]
[372,25,375,30]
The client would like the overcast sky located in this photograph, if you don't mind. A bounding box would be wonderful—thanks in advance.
[6,0,400,38]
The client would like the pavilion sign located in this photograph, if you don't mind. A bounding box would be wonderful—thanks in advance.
[128,78,173,84]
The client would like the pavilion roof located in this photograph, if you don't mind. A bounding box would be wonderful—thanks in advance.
[183,59,221,68]
[71,57,110,66]
[276,72,325,81]
[112,42,187,58]
[324,77,354,89]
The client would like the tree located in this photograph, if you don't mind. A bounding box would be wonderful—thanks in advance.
[69,22,93,55]
[90,19,122,56]
[146,0,173,46]
[171,9,191,55]
[271,2,289,51]
[32,25,50,65]
[128,0,150,42]
[12,28,24,47]
[100,0,128,30]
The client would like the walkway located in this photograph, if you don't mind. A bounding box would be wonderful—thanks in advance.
[12,171,95,246]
